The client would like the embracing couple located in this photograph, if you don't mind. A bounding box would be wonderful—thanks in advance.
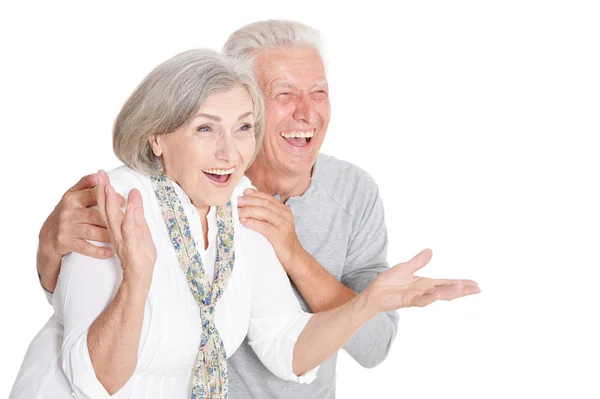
[10,20,480,399]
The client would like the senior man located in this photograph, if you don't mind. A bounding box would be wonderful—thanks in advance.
[36,20,400,398]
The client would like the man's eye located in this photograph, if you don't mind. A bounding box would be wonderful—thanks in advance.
[197,125,211,133]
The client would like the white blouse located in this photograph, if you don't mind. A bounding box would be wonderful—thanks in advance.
[12,166,318,399]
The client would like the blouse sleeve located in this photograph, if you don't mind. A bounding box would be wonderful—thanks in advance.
[53,169,140,398]
[39,272,54,305]
[53,243,123,398]
[243,228,320,384]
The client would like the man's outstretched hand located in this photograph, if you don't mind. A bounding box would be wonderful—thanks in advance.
[363,249,480,314]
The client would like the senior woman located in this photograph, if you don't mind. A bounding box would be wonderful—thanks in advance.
[11,48,479,399]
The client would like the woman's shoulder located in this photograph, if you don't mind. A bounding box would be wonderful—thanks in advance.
[230,177,264,241]
[105,165,152,198]
[232,175,254,198]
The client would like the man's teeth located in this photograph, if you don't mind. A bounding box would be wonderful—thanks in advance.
[280,131,315,139]
[203,168,235,175]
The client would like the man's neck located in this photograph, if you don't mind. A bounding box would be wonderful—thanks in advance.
[246,162,313,203]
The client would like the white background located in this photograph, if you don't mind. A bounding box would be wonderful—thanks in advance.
[1,1,599,398]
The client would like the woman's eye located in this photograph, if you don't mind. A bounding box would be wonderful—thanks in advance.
[197,125,212,133]
[234,124,254,137]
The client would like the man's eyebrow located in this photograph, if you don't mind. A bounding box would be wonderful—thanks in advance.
[271,82,296,90]
[270,80,328,91]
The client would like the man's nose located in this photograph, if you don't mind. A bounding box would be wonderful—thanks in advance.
[293,93,318,125]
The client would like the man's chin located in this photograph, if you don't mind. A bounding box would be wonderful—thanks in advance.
[280,155,317,175]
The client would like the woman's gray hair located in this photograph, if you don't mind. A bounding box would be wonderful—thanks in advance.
[222,19,324,68]
[113,48,265,174]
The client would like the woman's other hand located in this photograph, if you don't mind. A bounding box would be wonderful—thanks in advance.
[96,170,157,289]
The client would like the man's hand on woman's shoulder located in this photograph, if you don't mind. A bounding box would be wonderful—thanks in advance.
[37,172,125,292]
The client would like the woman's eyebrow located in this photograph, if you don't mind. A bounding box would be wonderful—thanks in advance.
[193,111,253,122]
[237,111,253,120]
[195,113,221,122]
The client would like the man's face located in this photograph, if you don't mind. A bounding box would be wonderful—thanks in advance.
[252,46,331,175]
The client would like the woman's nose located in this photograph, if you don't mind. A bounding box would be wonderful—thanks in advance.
[215,134,240,163]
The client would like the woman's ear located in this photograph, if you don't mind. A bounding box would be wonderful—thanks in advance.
[149,134,163,157]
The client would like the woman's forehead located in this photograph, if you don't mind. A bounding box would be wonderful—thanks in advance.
[197,87,254,118]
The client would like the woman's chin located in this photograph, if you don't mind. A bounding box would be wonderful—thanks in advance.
[206,191,235,207]
[201,171,243,206]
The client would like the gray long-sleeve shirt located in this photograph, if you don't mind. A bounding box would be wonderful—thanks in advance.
[228,153,399,398]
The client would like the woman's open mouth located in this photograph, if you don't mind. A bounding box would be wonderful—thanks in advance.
[280,130,314,147]
[202,167,235,184]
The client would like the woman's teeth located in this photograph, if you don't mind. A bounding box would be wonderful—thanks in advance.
[203,168,235,183]
[202,168,235,175]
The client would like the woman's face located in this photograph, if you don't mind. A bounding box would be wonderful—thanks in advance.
[150,85,256,208]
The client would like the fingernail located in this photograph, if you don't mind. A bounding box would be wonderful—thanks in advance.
[237,196,245,204]
[103,248,114,257]
[244,189,255,195]
[240,217,248,223]
[468,287,481,294]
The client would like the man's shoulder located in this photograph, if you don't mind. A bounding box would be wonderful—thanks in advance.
[315,154,379,194]
[313,154,381,213]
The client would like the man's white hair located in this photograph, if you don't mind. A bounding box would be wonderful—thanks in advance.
[222,19,325,68]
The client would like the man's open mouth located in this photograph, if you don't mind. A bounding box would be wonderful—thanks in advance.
[280,130,314,147]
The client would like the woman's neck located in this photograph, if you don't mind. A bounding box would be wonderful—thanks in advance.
[164,169,211,250]
[194,204,210,251]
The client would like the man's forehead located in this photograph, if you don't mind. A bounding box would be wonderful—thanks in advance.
[256,47,326,85]
[258,45,323,64]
